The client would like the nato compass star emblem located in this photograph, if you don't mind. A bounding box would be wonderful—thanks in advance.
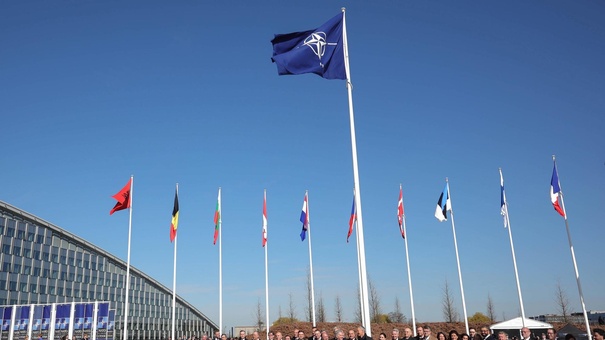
[303,31,337,68]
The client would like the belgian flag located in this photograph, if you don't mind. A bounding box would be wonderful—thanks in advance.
[170,188,179,242]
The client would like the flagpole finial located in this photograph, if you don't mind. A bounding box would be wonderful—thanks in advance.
[552,154,556,161]
[446,177,449,183]
[341,7,346,12]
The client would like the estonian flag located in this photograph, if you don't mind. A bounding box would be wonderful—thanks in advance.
[435,182,451,222]
[500,169,509,228]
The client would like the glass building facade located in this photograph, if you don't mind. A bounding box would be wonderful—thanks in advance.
[0,201,217,340]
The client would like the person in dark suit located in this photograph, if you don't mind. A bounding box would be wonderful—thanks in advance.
[357,326,372,340]
[402,328,413,340]
[391,328,401,340]
[521,328,534,340]
[480,327,496,340]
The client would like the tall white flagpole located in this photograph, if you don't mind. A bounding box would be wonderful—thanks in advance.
[499,169,526,326]
[263,189,270,340]
[354,211,366,327]
[446,180,469,334]
[342,7,371,335]
[172,184,178,340]
[306,191,317,327]
[400,185,416,335]
[123,176,134,340]
[351,188,366,326]
[552,156,592,340]
[218,188,223,334]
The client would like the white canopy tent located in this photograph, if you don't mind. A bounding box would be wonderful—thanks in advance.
[491,317,554,330]
[490,317,553,339]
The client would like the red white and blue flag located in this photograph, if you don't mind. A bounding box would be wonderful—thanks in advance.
[347,194,357,243]
[550,163,565,217]
[300,192,309,241]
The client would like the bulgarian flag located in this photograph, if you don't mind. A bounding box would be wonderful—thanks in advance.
[347,193,356,243]
[213,188,221,245]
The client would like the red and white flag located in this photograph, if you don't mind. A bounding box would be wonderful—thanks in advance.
[397,185,405,238]
[262,191,268,247]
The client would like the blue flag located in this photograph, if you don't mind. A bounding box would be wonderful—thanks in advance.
[271,12,346,80]
[300,192,309,241]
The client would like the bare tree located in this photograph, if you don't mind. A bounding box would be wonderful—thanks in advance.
[368,277,382,323]
[288,292,297,320]
[305,268,313,322]
[317,292,326,322]
[334,295,343,322]
[555,281,572,322]
[278,305,283,320]
[254,298,264,331]
[486,293,496,322]
[354,287,362,324]
[389,296,406,323]
[442,279,459,322]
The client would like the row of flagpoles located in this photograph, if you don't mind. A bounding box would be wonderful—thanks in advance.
[107,156,590,339]
[106,9,591,340]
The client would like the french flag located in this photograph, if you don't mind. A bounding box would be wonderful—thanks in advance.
[300,192,309,241]
[550,163,565,217]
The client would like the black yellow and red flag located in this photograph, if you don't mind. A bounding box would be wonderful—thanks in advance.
[170,188,179,242]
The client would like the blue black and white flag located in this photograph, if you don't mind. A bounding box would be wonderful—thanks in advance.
[500,169,509,228]
[271,12,346,80]
[435,182,451,222]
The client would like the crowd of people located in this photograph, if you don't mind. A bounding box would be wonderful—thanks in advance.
[197,325,605,340]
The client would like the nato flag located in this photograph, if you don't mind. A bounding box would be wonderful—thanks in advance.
[271,12,346,80]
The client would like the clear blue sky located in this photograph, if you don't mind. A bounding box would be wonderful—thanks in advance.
[2,0,604,334]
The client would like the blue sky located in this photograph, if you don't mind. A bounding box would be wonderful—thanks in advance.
[1,0,604,334]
